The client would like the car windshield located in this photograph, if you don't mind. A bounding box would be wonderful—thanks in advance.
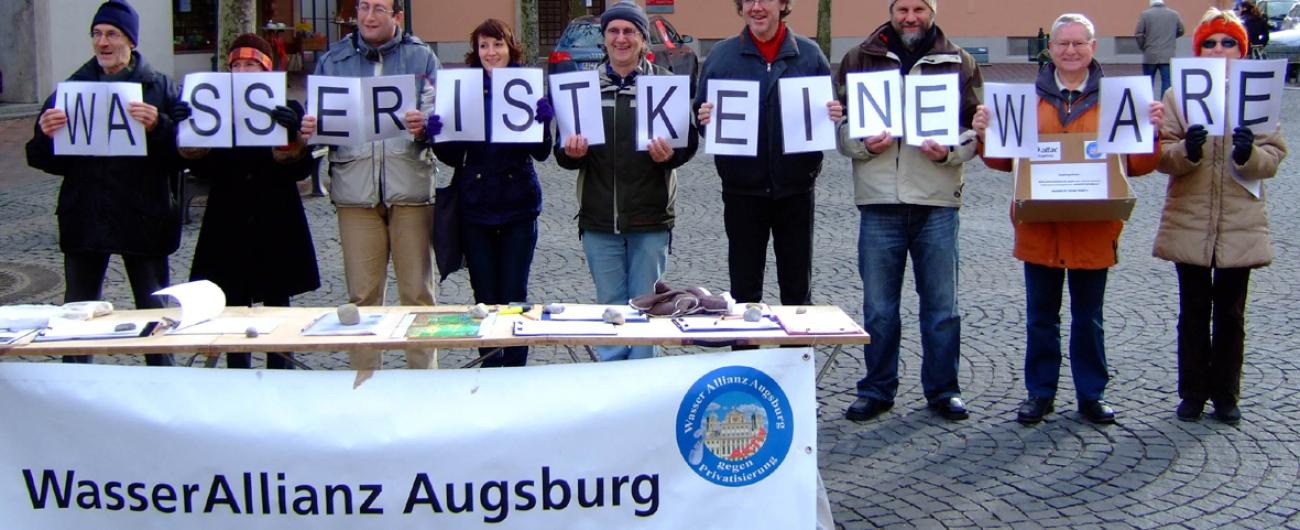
[558,22,603,49]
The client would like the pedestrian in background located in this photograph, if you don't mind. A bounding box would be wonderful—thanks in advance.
[299,0,440,371]
[25,0,181,367]
[1136,0,1185,98]
[973,13,1165,425]
[176,33,320,370]
[1239,1,1270,59]
[1155,8,1287,425]
[430,18,552,368]
[556,0,698,361]
[833,0,978,422]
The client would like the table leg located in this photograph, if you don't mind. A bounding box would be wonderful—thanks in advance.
[816,345,843,386]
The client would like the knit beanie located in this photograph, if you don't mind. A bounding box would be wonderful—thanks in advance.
[601,0,649,39]
[91,0,140,46]
[1193,10,1249,59]
[889,0,936,13]
[228,33,274,71]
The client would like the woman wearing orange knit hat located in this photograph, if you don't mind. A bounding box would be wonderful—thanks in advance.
[1156,9,1288,425]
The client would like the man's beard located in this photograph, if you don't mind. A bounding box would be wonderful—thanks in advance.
[894,22,931,49]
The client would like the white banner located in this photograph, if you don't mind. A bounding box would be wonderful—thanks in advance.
[0,349,816,529]
[53,81,146,156]
[549,70,605,146]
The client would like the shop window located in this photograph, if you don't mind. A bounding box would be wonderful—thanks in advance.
[175,0,217,52]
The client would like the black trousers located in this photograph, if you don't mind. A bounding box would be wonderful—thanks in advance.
[225,295,294,370]
[63,252,174,366]
[722,192,815,306]
[1175,263,1251,407]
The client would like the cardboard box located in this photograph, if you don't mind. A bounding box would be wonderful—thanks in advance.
[1012,132,1136,223]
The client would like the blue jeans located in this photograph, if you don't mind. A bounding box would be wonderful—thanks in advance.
[1143,63,1172,99]
[1023,263,1109,402]
[464,218,538,367]
[582,230,669,361]
[856,205,961,403]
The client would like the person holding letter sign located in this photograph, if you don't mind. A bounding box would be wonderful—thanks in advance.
[1156,8,1288,425]
[973,14,1165,425]
[430,19,553,368]
[175,34,321,370]
[694,0,843,312]
[555,0,699,361]
[298,0,440,370]
[25,0,181,366]
[834,0,981,422]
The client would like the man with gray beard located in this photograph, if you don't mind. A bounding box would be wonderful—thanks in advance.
[833,0,982,422]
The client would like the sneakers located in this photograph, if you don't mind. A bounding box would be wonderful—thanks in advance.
[928,396,970,421]
[1212,403,1241,425]
[1017,396,1054,424]
[845,396,894,422]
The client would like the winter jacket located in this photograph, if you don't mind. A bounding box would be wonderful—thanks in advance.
[693,24,830,199]
[183,144,321,304]
[555,59,698,234]
[1154,88,1286,269]
[432,69,549,227]
[982,61,1160,270]
[314,31,439,207]
[25,51,183,257]
[834,23,983,208]
[1136,4,1185,64]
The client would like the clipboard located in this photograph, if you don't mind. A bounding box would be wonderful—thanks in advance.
[543,306,648,322]
[672,315,782,333]
[33,320,160,342]
[775,312,866,335]
[513,320,618,336]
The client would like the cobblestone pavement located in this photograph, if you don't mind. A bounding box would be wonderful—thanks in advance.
[1,65,1298,528]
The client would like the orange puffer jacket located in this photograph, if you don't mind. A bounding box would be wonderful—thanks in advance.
[983,62,1159,269]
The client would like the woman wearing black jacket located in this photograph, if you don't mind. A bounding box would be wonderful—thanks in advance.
[430,19,551,367]
[178,34,320,369]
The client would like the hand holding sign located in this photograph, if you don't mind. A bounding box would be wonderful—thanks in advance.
[38,108,68,138]
[864,131,893,155]
[128,101,159,131]
[563,134,590,159]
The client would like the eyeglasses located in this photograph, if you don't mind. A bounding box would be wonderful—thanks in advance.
[1200,38,1239,49]
[605,27,641,38]
[1050,40,1091,50]
[356,3,393,16]
[742,0,781,5]
[90,29,126,42]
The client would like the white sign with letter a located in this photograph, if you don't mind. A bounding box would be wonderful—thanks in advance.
[1098,76,1154,154]
[53,81,147,156]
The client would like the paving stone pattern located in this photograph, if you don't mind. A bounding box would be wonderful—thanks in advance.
[1,65,1298,528]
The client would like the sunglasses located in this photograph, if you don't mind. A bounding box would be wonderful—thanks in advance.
[1200,38,1239,49]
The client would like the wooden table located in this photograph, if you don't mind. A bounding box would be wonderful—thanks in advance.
[1,305,869,381]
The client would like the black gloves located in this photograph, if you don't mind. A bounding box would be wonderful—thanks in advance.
[1184,124,1207,163]
[1232,126,1254,165]
[271,100,305,137]
[168,100,192,123]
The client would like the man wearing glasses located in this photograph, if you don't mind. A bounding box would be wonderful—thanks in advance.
[300,0,441,371]
[833,0,982,422]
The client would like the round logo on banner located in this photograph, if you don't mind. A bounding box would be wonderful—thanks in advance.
[676,366,794,487]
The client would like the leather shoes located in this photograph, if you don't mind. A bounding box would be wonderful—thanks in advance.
[1078,400,1116,424]
[928,396,969,421]
[1176,400,1205,422]
[845,396,894,422]
[1213,403,1241,425]
[1017,396,1054,424]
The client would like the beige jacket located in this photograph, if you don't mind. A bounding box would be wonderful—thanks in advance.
[1155,89,1287,268]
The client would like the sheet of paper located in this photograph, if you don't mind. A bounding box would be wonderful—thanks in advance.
[1172,57,1227,136]
[233,72,288,147]
[166,317,281,335]
[307,75,362,146]
[776,312,865,335]
[904,73,960,146]
[544,306,648,322]
[491,68,545,143]
[982,82,1038,158]
[673,316,782,333]
[549,70,604,145]
[362,74,417,142]
[34,318,155,341]
[434,68,486,142]
[1030,162,1109,200]
[844,70,904,139]
[0,329,38,345]
[153,280,227,330]
[637,75,691,150]
[179,72,233,147]
[1228,58,1286,135]
[512,320,618,336]
[779,76,837,154]
[53,82,106,155]
[1230,163,1262,199]
[301,312,403,336]
[104,82,147,156]
[704,79,759,156]
[1097,76,1155,154]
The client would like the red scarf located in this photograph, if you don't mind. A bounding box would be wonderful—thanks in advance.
[749,22,787,64]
